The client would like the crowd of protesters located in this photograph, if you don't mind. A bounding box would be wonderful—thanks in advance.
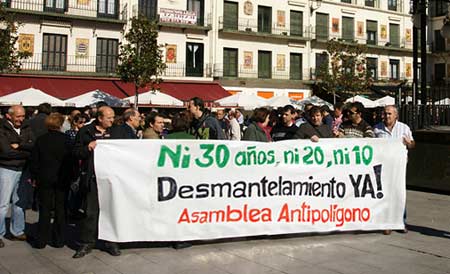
[0,96,415,258]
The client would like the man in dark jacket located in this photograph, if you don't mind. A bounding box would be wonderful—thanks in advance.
[72,106,121,258]
[295,106,333,141]
[271,105,298,141]
[0,105,34,248]
[29,103,52,139]
[110,108,140,139]
[188,97,225,140]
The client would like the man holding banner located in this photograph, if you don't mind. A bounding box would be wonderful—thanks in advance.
[72,106,121,258]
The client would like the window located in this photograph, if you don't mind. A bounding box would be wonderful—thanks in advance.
[434,0,449,17]
[223,1,238,30]
[366,20,377,45]
[315,53,328,77]
[44,0,66,13]
[42,34,67,71]
[341,0,352,3]
[316,13,329,40]
[258,51,271,79]
[367,57,378,80]
[342,17,354,42]
[389,23,400,47]
[434,30,446,51]
[434,63,445,82]
[1,0,11,7]
[188,0,204,25]
[98,0,117,18]
[388,0,397,11]
[223,48,238,77]
[365,0,375,7]
[258,6,271,33]
[96,38,118,73]
[290,53,302,80]
[138,0,157,21]
[290,10,303,37]
[186,42,204,77]
[389,59,400,80]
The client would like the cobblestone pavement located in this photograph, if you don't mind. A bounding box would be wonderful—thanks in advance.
[0,190,449,274]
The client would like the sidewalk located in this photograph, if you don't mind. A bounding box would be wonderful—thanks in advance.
[0,190,449,274]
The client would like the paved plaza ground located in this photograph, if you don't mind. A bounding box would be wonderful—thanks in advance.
[0,190,449,274]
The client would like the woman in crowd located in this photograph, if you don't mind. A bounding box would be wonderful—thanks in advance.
[166,111,194,140]
[242,107,271,142]
[65,113,88,147]
[30,113,70,249]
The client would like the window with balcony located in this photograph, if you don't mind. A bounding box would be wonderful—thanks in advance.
[316,13,329,40]
[290,53,302,80]
[1,0,10,8]
[365,0,375,7]
[434,30,446,51]
[186,42,204,77]
[96,38,118,73]
[434,63,446,82]
[224,1,238,30]
[389,59,399,80]
[367,57,378,80]
[258,6,271,33]
[188,0,204,25]
[388,0,397,11]
[290,10,303,37]
[42,34,67,71]
[389,23,400,47]
[139,0,157,21]
[434,0,448,16]
[315,53,328,77]
[44,0,66,13]
[366,20,377,45]
[342,17,354,42]
[223,48,238,77]
[98,0,118,18]
[258,51,271,78]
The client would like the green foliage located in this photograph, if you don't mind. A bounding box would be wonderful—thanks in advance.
[117,16,166,105]
[0,6,31,73]
[316,39,372,97]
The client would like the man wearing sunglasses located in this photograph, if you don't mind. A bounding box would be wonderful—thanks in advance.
[338,102,375,138]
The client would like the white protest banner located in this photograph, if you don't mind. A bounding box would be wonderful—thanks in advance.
[94,139,407,242]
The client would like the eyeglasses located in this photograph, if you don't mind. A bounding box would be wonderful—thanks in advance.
[348,111,358,115]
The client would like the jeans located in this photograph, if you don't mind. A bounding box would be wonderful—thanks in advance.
[0,167,25,238]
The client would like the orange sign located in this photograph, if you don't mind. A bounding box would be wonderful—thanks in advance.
[332,18,339,33]
[257,91,274,99]
[406,63,412,78]
[288,92,304,100]
[165,44,177,63]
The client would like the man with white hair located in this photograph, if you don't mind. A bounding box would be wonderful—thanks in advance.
[374,105,414,235]
[0,105,35,248]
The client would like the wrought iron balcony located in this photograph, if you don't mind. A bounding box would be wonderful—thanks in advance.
[213,63,314,81]
[218,16,310,40]
[3,0,127,21]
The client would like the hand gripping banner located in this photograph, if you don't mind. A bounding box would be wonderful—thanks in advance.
[94,139,407,242]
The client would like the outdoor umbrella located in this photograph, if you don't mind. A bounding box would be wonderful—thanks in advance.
[345,95,378,108]
[374,96,395,107]
[0,87,65,106]
[124,91,184,106]
[265,95,300,108]
[215,93,268,110]
[296,95,334,109]
[64,89,127,107]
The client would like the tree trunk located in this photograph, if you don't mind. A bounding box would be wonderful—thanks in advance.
[134,84,139,109]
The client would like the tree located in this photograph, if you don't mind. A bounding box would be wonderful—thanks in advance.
[0,6,30,72]
[117,16,166,106]
[316,39,373,103]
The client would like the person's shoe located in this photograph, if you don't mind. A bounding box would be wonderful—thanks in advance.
[104,242,121,256]
[383,230,392,235]
[72,244,93,259]
[11,234,27,241]
[0,239,4,248]
[172,242,192,250]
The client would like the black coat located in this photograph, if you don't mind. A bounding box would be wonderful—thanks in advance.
[29,113,48,139]
[73,122,112,194]
[110,123,138,139]
[0,119,34,171]
[295,123,333,139]
[30,130,70,189]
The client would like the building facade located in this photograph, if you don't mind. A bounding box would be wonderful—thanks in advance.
[3,0,416,102]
